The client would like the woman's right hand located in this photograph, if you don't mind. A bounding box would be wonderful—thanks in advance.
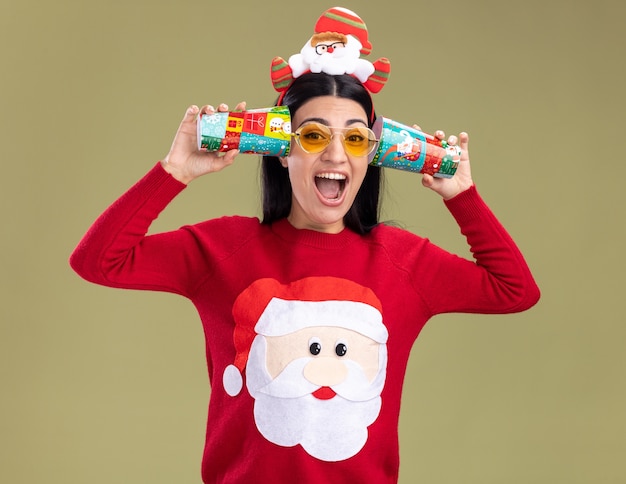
[162,102,246,184]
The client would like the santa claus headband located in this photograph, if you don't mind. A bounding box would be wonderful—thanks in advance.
[270,6,391,105]
[223,277,388,397]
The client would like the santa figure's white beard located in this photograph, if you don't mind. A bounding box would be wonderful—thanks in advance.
[302,48,356,76]
[245,336,386,461]
[289,36,375,82]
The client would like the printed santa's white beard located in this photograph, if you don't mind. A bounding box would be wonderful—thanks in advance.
[245,335,387,462]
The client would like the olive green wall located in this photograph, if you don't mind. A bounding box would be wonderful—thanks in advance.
[2,0,624,482]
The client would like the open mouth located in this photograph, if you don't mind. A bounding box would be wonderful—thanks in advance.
[314,173,347,201]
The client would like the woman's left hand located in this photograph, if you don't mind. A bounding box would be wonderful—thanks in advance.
[418,129,474,200]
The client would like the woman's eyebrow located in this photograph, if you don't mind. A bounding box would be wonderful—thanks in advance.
[298,117,368,127]
[299,117,328,125]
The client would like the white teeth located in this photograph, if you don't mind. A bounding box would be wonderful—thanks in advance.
[316,173,347,180]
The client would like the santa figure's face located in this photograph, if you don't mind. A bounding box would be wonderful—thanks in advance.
[309,32,350,59]
[300,32,363,74]
[245,319,387,461]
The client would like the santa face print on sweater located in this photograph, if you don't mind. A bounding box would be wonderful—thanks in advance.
[223,277,389,462]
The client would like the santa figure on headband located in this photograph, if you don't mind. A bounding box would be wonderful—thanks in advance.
[223,276,389,462]
[271,6,391,95]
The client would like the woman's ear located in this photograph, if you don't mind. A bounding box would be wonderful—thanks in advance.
[279,156,289,168]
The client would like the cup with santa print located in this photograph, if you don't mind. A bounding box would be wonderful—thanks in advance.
[369,117,461,178]
[197,106,292,156]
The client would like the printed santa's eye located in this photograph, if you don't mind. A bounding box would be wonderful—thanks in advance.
[309,337,322,356]
[335,340,348,357]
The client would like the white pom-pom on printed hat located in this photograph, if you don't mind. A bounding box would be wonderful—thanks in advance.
[223,277,388,397]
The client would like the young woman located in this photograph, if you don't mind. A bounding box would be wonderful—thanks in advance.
[70,72,540,483]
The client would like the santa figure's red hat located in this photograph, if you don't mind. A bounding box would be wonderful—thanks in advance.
[223,277,388,397]
[314,6,373,55]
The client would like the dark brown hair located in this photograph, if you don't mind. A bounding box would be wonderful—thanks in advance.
[261,72,383,234]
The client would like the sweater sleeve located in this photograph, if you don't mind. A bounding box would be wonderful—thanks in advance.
[69,163,202,297]
[403,185,540,316]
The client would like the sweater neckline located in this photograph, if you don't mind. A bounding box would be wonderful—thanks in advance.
[269,218,362,250]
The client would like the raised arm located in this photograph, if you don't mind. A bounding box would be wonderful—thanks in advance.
[69,103,244,295]
[383,129,540,316]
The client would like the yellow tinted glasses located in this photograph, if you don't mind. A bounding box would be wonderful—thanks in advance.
[292,122,379,157]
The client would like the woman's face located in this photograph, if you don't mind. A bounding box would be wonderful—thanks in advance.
[280,95,370,234]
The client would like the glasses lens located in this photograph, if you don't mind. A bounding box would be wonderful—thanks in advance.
[297,124,332,153]
[343,127,376,157]
[294,123,378,156]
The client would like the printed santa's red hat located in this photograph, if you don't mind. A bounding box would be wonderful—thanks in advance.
[314,6,372,55]
[223,277,388,397]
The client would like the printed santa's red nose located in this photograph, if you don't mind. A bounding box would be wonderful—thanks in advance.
[313,386,337,400]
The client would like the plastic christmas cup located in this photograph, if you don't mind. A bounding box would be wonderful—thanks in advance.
[369,117,461,178]
[197,106,291,156]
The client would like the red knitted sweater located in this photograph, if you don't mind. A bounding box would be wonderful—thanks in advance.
[70,163,539,483]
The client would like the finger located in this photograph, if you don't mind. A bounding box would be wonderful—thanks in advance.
[222,149,240,164]
[211,149,240,171]
[421,173,434,189]
[434,130,445,140]
[234,101,247,112]
[447,135,458,146]
[180,105,199,122]
[179,105,200,127]
[459,132,469,151]
[200,104,216,115]
[217,103,229,112]
[412,124,422,132]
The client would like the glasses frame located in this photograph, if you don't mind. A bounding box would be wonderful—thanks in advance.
[314,42,346,55]
[291,122,380,158]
